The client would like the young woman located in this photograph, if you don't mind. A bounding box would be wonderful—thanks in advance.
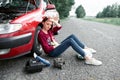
[38,17,102,66]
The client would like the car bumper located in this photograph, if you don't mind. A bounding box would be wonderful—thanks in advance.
[0,33,32,49]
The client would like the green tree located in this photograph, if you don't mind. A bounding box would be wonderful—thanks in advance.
[102,6,111,17]
[118,5,120,17]
[75,5,86,18]
[96,12,103,18]
[51,0,75,19]
[110,3,118,17]
[96,3,120,18]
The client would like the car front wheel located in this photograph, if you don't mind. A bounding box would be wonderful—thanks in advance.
[31,26,42,56]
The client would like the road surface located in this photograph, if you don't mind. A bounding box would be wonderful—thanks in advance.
[0,17,120,80]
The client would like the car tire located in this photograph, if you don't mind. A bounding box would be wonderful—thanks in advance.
[31,26,42,56]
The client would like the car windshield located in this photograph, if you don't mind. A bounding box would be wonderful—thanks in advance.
[0,0,40,10]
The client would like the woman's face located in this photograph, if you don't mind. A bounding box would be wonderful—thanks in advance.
[42,20,52,31]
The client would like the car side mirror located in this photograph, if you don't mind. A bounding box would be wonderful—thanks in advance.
[46,4,55,10]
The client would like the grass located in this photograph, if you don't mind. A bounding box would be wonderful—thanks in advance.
[83,17,120,26]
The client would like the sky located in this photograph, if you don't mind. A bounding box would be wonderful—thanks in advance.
[70,0,120,16]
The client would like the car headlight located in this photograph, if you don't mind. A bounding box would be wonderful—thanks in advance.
[0,23,22,34]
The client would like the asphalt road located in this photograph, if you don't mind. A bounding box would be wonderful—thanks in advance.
[0,17,120,80]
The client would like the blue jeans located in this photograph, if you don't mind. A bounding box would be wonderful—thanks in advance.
[48,34,86,57]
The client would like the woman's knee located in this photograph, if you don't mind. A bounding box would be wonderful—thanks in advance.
[69,38,75,44]
[70,34,75,37]
[69,34,76,38]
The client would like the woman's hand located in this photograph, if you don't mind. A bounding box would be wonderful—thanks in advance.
[50,18,61,27]
[51,41,60,48]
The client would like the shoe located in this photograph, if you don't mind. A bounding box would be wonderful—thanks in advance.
[83,49,93,58]
[85,58,102,66]
[89,48,96,54]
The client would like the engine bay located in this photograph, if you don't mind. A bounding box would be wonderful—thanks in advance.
[0,6,31,23]
[0,0,37,23]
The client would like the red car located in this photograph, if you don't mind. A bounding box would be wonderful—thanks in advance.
[0,0,60,59]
